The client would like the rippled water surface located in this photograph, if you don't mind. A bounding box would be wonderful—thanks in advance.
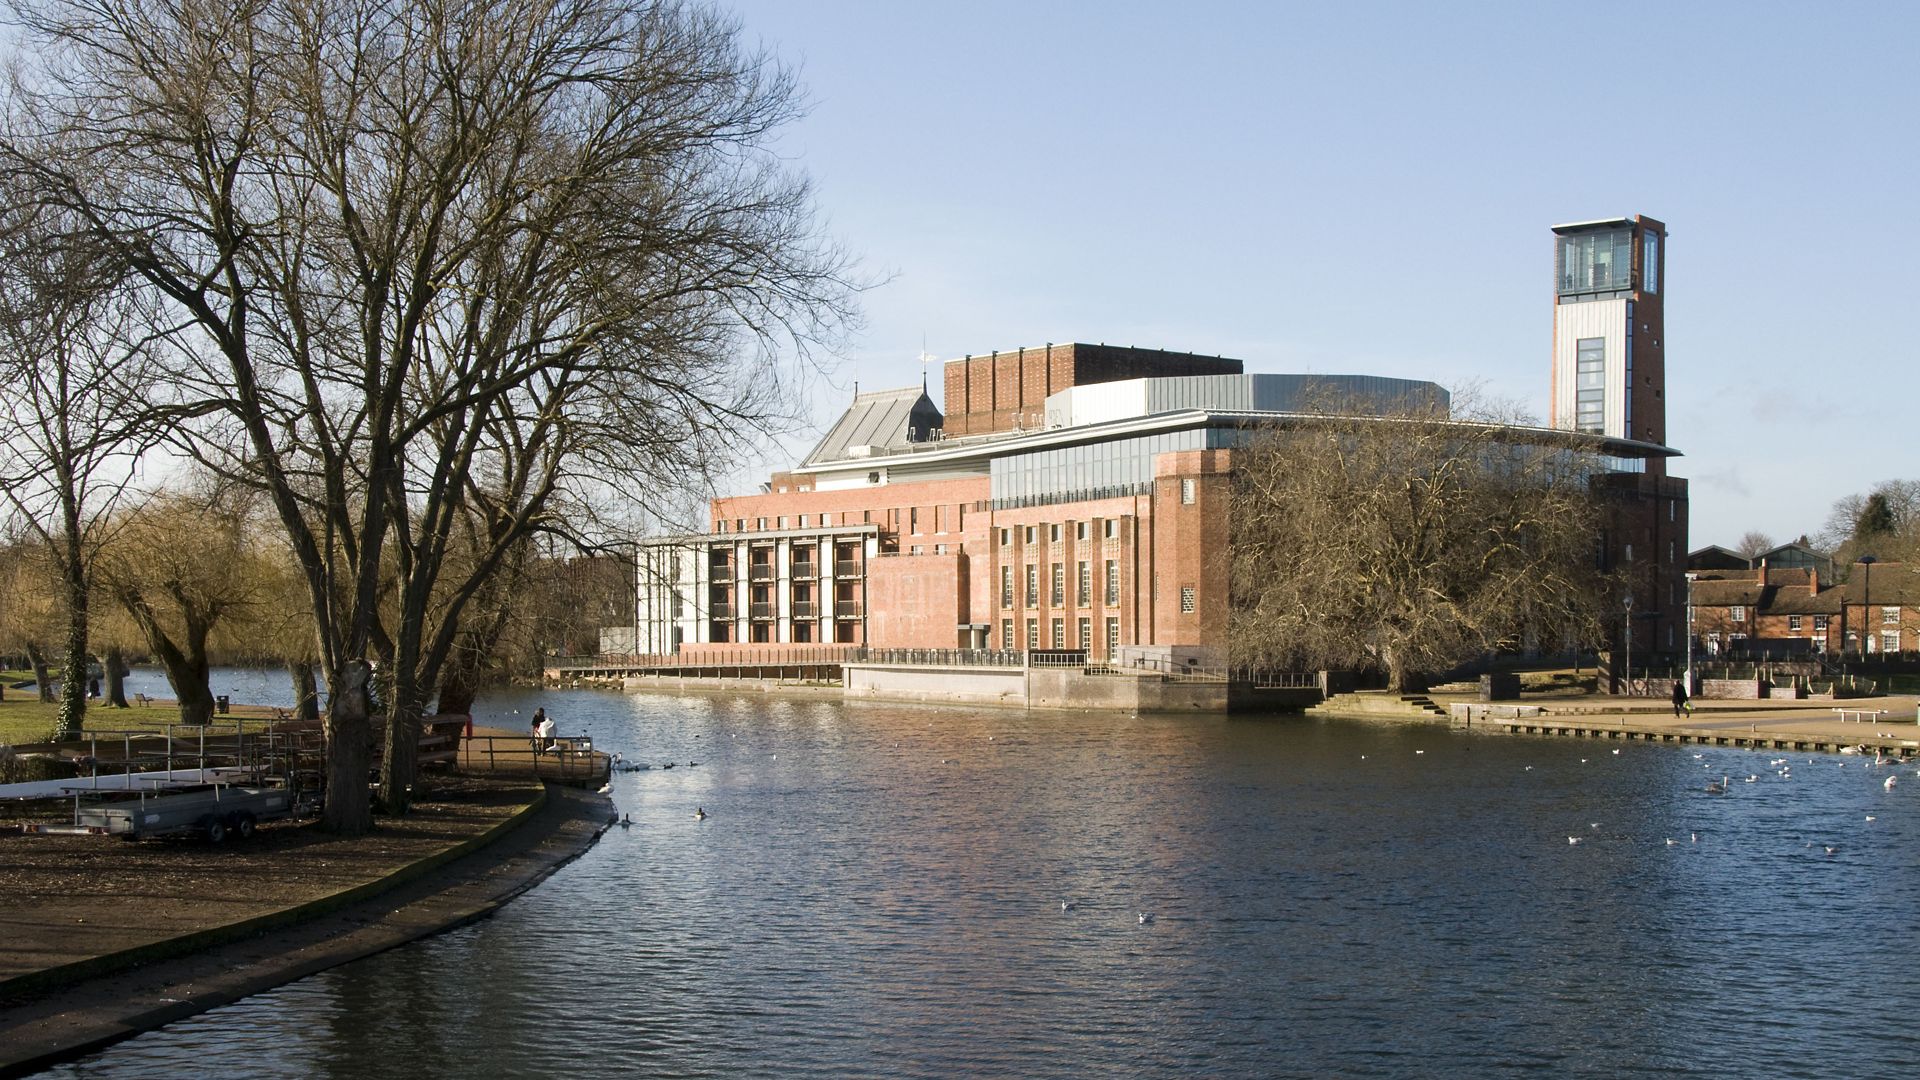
[46,685,1920,1078]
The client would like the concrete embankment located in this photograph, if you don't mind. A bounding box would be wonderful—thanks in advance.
[0,783,612,1078]
[1313,691,1920,757]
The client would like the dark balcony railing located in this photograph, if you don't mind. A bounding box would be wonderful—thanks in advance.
[835,601,864,618]
[791,561,818,578]
[709,602,735,619]
[750,602,775,619]
[749,564,775,581]
[792,600,819,618]
[835,560,862,577]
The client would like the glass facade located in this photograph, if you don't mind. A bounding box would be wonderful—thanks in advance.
[990,427,1242,508]
[1575,338,1605,434]
[1557,228,1634,296]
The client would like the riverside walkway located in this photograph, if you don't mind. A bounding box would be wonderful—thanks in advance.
[1443,694,1920,756]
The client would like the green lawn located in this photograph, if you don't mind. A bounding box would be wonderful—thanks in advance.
[0,698,251,747]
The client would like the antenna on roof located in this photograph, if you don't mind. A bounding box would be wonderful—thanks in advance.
[919,334,935,394]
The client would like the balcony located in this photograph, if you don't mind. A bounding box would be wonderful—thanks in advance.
[791,560,818,578]
[709,602,735,619]
[749,564,775,582]
[834,560,862,578]
[750,602,775,619]
[792,600,819,618]
[834,601,864,618]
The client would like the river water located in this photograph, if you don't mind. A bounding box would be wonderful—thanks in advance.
[43,677,1920,1078]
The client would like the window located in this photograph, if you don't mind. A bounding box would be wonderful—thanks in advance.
[756,517,767,531]
[1024,526,1036,544]
[867,471,880,484]
[1788,615,1802,632]
[1104,519,1119,539]
[1001,618,1013,648]
[1814,615,1829,632]
[1077,562,1091,606]
[1180,478,1196,504]
[1078,617,1091,650]
[1558,227,1634,294]
[1025,565,1038,608]
[1105,617,1120,655]
[1883,631,1900,654]
[1026,618,1039,649]
[1668,541,1674,565]
[909,545,923,555]
[1180,586,1196,613]
[910,507,921,534]
[735,518,744,531]
[1050,523,1061,542]
[1051,564,1064,606]
[1575,337,1605,434]
[1643,230,1659,294]
[1051,618,1065,649]
[1105,560,1119,605]
[1076,522,1088,540]
[798,515,808,528]
[1730,605,1745,623]
[1000,528,1010,546]
[821,512,833,526]
[1884,606,1901,625]
[863,510,871,523]
[777,516,787,529]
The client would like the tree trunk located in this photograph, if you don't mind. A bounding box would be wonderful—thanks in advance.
[56,569,90,738]
[290,661,320,723]
[323,659,374,834]
[379,661,422,815]
[105,647,129,708]
[25,643,54,704]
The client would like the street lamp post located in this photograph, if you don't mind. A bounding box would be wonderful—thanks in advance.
[1861,555,1877,657]
[1623,592,1634,696]
[1684,572,1698,695]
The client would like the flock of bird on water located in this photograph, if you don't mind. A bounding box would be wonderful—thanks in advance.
[579,716,1909,923]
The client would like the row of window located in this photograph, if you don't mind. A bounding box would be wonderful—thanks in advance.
[1002,561,1126,609]
[714,503,970,535]
[999,519,1122,546]
[1728,609,1900,629]
[998,616,1121,652]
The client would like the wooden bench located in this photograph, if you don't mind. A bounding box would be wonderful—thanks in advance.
[417,716,468,770]
[1834,708,1887,724]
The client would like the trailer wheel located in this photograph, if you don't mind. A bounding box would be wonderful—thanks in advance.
[234,813,257,839]
[204,817,228,844]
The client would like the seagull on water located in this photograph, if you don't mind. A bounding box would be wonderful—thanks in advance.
[1567,836,1582,845]
[1665,838,1678,846]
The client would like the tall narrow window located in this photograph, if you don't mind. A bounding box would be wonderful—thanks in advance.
[1025,565,1038,608]
[1051,564,1064,606]
[1077,561,1091,606]
[1105,561,1119,605]
[1575,337,1605,434]
[1000,565,1013,609]
[1642,230,1659,294]
[1051,618,1065,649]
[1180,478,1196,505]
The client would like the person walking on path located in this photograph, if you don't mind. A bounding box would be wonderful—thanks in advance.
[530,708,548,754]
[1671,679,1691,718]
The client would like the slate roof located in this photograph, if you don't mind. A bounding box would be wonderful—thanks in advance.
[801,387,943,466]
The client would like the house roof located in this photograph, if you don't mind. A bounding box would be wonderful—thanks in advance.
[801,386,942,466]
[1840,564,1920,606]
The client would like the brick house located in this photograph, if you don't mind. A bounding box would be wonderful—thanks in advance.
[1687,560,1920,658]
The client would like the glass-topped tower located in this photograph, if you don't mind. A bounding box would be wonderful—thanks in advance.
[1549,215,1667,473]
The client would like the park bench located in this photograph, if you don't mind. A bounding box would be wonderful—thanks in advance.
[1833,708,1888,724]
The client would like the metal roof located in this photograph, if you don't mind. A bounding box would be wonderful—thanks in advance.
[801,386,941,467]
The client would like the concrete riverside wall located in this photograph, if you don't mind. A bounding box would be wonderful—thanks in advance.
[843,664,1028,707]
[841,663,1228,712]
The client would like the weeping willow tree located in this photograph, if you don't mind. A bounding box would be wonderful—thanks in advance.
[1229,400,1617,691]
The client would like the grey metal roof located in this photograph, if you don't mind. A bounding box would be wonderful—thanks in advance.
[802,386,942,466]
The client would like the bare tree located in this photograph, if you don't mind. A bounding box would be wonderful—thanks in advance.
[1736,531,1775,561]
[5,0,856,829]
[1229,399,1615,692]
[0,194,162,736]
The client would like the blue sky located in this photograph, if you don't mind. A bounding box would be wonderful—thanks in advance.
[725,0,1918,549]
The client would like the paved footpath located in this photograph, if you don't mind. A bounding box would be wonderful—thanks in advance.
[0,783,612,1078]
[1452,694,1920,754]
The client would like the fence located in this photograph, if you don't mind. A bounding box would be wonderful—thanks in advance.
[464,733,605,782]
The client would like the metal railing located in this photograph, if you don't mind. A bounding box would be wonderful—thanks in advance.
[749,564,775,581]
[465,734,605,781]
[791,561,818,578]
[710,602,735,618]
[834,560,863,577]
[834,601,864,618]
[1242,671,1318,689]
[792,600,819,617]
[852,648,1026,668]
[750,603,775,619]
